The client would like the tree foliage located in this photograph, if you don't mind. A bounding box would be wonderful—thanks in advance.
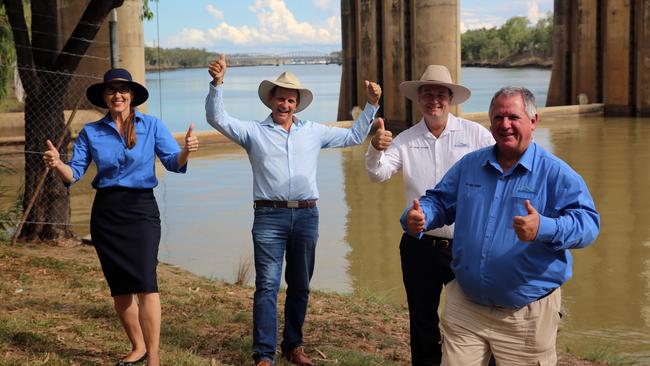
[461,13,553,63]
[145,47,217,69]
[142,0,156,20]
[0,5,16,104]
[4,0,124,241]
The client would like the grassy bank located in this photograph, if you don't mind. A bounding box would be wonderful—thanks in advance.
[0,241,613,365]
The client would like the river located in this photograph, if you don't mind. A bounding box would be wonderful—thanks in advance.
[2,65,649,361]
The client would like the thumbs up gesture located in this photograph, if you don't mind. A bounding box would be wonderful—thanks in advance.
[208,53,227,85]
[43,139,61,169]
[184,124,199,153]
[365,80,382,106]
[370,117,393,151]
[512,200,540,241]
[406,199,426,235]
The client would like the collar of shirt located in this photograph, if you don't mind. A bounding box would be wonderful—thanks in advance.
[413,113,462,139]
[485,140,537,175]
[259,114,306,130]
[98,110,145,126]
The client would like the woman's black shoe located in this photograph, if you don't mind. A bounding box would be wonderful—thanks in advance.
[115,352,147,366]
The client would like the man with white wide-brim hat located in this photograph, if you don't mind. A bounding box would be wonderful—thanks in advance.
[206,54,382,366]
[365,64,494,366]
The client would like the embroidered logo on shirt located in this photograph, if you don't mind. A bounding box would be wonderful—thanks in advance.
[517,185,536,193]
[454,142,469,147]
[465,183,482,188]
[407,144,430,149]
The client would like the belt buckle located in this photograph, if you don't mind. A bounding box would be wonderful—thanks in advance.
[287,200,299,208]
[439,239,450,248]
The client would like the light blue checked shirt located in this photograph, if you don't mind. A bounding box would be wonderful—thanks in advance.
[205,83,379,201]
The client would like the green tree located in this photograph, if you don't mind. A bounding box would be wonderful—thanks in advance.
[531,13,553,57]
[4,0,125,241]
[145,47,217,68]
[0,5,16,104]
[499,16,531,54]
[461,14,553,63]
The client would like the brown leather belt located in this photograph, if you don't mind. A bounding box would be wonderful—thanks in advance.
[253,199,317,209]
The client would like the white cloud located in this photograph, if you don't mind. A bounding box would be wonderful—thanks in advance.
[207,23,266,45]
[527,0,540,24]
[461,11,498,32]
[313,0,333,11]
[167,28,209,47]
[170,0,341,47]
[206,4,224,19]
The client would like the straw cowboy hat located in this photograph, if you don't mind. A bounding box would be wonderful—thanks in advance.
[399,65,471,105]
[258,71,314,113]
[86,68,149,108]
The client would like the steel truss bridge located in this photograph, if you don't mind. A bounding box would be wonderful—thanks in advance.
[227,51,341,66]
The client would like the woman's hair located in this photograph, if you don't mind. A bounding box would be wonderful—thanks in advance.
[107,108,137,149]
[124,109,136,149]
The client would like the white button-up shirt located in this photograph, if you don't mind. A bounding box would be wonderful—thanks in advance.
[365,114,494,238]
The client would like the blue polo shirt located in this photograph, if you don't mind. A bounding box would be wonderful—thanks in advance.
[400,142,600,308]
[68,111,186,189]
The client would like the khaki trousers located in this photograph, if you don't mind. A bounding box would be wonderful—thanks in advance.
[440,280,561,366]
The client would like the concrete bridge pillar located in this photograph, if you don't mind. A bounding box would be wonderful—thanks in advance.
[548,0,650,116]
[58,0,146,111]
[338,0,461,130]
[602,0,632,115]
[635,0,650,115]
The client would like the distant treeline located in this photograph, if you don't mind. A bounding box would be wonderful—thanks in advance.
[145,47,217,69]
[461,14,553,65]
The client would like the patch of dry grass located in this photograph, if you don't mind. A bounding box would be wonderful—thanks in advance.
[0,241,615,365]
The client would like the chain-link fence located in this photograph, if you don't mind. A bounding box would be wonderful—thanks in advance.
[0,64,105,243]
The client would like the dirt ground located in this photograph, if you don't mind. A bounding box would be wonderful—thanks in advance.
[0,241,610,365]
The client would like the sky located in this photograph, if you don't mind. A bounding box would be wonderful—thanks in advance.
[143,0,553,54]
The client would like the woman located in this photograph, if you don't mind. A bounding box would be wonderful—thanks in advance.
[43,68,198,366]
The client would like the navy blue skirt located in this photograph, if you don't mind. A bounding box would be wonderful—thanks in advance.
[90,187,161,297]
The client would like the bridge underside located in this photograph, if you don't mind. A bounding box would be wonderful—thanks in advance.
[548,0,650,116]
[340,0,650,123]
[338,0,461,131]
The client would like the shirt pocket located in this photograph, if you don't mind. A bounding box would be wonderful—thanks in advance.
[451,141,472,162]
[511,191,538,216]
[89,133,123,172]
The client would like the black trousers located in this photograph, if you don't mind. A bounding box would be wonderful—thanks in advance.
[400,233,454,366]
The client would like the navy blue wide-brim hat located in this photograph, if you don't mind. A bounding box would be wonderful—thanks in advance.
[86,68,149,108]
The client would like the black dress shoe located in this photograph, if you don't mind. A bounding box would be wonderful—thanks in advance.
[115,352,147,366]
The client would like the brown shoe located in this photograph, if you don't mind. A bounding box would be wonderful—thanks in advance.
[255,360,272,366]
[285,346,315,366]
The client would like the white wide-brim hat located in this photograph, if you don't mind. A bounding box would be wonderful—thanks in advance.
[399,65,471,105]
[258,71,313,113]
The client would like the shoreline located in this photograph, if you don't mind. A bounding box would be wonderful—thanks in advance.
[0,104,604,146]
[145,57,554,73]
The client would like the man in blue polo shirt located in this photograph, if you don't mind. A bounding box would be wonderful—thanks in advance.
[402,86,600,365]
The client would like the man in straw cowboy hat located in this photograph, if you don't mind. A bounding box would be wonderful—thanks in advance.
[402,86,599,364]
[205,54,381,366]
[365,65,494,365]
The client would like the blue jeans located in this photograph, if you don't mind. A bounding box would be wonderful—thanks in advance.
[251,206,319,363]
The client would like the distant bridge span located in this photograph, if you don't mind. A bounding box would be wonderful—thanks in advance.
[228,51,341,66]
